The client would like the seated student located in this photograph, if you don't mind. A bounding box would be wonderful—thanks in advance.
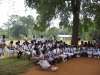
[32,46,39,59]
[93,49,98,58]
[22,42,26,50]
[60,46,67,62]
[98,48,100,58]
[15,42,23,58]
[47,48,56,65]
[28,40,34,51]
[66,45,74,58]
[53,46,61,63]
[38,51,58,71]
[7,41,15,57]
[23,41,31,59]
[74,46,81,57]
[87,48,93,58]
[97,42,100,58]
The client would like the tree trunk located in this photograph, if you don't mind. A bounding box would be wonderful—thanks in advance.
[71,0,80,46]
[71,12,79,46]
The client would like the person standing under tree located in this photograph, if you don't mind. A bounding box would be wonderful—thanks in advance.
[0,35,6,59]
[24,34,28,42]
[52,36,57,43]
[40,35,45,43]
[32,36,36,42]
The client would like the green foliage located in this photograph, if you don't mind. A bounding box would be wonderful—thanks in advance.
[12,25,27,39]
[3,15,36,39]
[24,0,100,32]
[59,27,72,35]
[0,28,6,36]
[25,0,69,28]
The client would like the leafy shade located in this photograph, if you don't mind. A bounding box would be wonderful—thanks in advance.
[25,0,71,28]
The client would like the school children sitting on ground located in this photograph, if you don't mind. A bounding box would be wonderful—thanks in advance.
[1,35,100,71]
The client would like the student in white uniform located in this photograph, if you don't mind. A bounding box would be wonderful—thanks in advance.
[98,48,100,58]
[7,41,15,57]
[28,40,34,51]
[60,47,67,62]
[93,49,98,58]
[23,41,31,59]
[97,42,100,58]
[40,35,45,43]
[15,42,23,58]
[48,48,56,65]
[24,34,28,41]
[87,49,93,58]
[52,36,56,43]
[0,35,6,59]
[32,36,36,42]
[32,46,39,59]
[39,51,58,71]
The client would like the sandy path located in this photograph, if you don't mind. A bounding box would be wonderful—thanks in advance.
[19,57,100,75]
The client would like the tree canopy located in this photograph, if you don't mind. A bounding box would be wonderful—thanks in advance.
[24,0,100,45]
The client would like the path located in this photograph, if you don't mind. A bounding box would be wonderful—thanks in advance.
[19,57,100,75]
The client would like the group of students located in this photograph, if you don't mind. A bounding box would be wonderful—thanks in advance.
[0,35,100,71]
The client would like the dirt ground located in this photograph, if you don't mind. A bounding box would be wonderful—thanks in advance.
[19,57,100,75]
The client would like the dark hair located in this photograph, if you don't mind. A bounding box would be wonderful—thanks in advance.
[41,35,43,38]
[10,41,13,44]
[15,42,18,45]
[25,35,27,37]
[42,50,45,54]
[17,40,20,43]
[2,35,5,38]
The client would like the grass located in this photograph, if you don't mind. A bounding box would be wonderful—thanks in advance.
[0,56,34,75]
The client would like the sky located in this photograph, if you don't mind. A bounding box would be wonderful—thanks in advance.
[0,0,59,28]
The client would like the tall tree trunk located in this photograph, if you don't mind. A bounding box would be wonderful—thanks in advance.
[71,12,79,45]
[71,0,80,46]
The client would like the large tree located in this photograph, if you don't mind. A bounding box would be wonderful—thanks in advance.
[25,0,99,45]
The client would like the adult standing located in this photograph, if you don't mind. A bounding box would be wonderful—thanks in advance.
[0,35,6,59]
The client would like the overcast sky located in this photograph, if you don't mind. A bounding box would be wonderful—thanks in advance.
[0,0,59,28]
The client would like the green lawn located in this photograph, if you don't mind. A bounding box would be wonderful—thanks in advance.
[0,56,34,75]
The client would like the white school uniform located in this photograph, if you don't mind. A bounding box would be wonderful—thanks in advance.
[28,44,34,51]
[14,45,20,53]
[60,49,67,61]
[0,38,6,53]
[48,51,54,61]
[67,47,74,57]
[39,53,51,69]
[73,47,80,54]
[32,49,38,59]
[98,48,100,56]
[87,47,93,55]
[40,38,45,43]
[93,50,98,56]
[53,49,57,58]
[7,44,15,57]
[23,45,30,55]
[32,37,36,41]
[81,47,87,53]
